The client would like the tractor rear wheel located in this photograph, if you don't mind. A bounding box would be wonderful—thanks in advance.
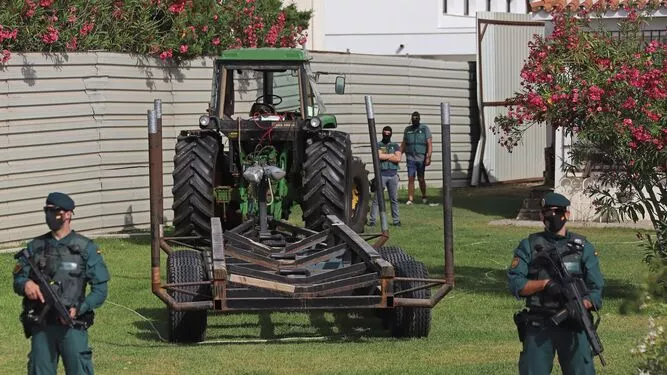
[166,250,209,343]
[302,131,349,231]
[302,131,370,233]
[172,131,227,240]
[348,157,371,233]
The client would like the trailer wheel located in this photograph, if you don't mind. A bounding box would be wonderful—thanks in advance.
[378,247,431,338]
[167,250,209,343]
[172,131,233,240]
[302,131,350,231]
[377,246,414,263]
[348,157,371,233]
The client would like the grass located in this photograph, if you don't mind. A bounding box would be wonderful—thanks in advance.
[0,184,652,374]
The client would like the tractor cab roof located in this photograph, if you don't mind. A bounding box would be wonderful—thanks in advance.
[219,48,312,63]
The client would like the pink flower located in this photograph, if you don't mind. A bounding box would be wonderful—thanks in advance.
[159,49,173,60]
[213,14,219,21]
[201,25,208,33]
[212,37,221,46]
[80,22,95,36]
[41,26,59,44]
[1,49,11,63]
[39,0,54,7]
[622,97,636,109]
[179,44,189,53]
[169,1,186,14]
[66,37,78,51]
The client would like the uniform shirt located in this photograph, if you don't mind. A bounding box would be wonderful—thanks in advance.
[402,123,432,161]
[13,231,110,316]
[507,230,604,309]
[378,141,400,176]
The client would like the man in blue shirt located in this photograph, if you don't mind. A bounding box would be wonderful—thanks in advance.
[400,111,432,205]
[369,126,401,226]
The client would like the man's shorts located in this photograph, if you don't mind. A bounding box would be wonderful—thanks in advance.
[406,159,426,178]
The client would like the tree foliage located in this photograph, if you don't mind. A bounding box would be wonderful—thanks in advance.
[0,0,312,63]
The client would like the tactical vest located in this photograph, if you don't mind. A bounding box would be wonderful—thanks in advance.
[30,233,90,308]
[378,142,399,171]
[404,125,428,156]
[526,232,585,312]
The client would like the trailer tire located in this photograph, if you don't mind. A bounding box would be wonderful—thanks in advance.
[172,131,228,240]
[378,248,431,338]
[167,250,209,343]
[377,246,414,264]
[302,131,350,231]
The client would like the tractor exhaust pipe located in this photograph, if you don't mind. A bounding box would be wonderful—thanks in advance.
[441,103,455,285]
[364,96,389,246]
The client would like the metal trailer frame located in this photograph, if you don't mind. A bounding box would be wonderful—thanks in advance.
[147,97,455,315]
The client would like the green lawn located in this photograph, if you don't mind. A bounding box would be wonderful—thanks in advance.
[0,184,651,374]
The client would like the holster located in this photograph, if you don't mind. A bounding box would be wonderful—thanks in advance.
[75,311,95,329]
[513,310,528,342]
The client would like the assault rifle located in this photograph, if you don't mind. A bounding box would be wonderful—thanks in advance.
[15,248,76,337]
[538,243,606,366]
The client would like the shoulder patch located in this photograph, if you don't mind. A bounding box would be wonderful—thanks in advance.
[511,256,520,269]
[13,263,22,274]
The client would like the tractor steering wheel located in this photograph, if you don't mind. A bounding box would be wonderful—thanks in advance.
[255,94,283,106]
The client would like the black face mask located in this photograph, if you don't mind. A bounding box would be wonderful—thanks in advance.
[543,209,567,233]
[45,211,65,232]
[381,133,392,144]
[411,117,420,126]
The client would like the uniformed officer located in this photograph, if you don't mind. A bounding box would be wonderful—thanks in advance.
[368,126,402,227]
[507,192,604,375]
[400,111,432,205]
[13,192,110,375]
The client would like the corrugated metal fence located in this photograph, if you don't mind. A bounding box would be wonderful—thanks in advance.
[0,51,477,246]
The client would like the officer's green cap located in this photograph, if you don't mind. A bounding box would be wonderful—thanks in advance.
[46,192,75,211]
[541,192,570,209]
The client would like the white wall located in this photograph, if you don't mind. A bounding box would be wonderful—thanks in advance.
[311,0,527,56]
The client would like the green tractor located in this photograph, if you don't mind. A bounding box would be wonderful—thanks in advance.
[171,48,371,239]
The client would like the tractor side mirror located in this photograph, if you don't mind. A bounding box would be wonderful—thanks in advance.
[335,76,346,95]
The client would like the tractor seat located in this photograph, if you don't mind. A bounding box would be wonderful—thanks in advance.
[249,102,275,117]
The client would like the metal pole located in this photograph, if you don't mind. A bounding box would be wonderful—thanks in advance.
[148,108,162,294]
[153,99,163,225]
[441,103,455,285]
[364,96,388,233]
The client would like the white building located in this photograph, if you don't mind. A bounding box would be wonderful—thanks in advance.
[287,0,529,58]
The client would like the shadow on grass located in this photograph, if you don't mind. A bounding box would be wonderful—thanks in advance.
[411,184,533,220]
[129,308,390,345]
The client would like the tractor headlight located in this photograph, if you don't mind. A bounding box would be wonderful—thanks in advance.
[199,115,211,128]
[309,117,322,129]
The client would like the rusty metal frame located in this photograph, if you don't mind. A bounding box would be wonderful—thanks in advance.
[148,98,454,313]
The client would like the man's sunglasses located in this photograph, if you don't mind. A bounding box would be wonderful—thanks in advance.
[43,206,63,213]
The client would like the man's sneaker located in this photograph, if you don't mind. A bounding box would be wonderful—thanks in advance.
[422,197,428,204]
[406,200,413,205]
[367,221,376,227]
[392,222,401,227]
